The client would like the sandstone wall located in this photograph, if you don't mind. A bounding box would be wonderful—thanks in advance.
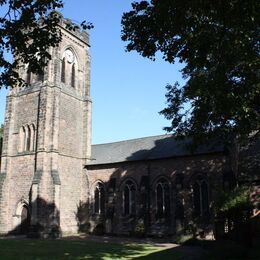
[86,153,229,235]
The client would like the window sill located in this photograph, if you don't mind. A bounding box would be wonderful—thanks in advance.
[17,151,36,156]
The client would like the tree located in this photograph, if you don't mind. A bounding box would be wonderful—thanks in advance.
[0,0,64,88]
[0,0,92,88]
[122,0,259,143]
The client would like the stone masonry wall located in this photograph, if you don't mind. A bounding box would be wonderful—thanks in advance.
[86,153,229,236]
[0,88,39,233]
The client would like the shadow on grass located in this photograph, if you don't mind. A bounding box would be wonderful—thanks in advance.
[0,239,174,260]
[136,247,184,260]
[182,238,260,260]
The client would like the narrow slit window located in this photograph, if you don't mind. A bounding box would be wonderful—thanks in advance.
[123,180,136,216]
[61,58,66,83]
[94,182,105,214]
[26,126,31,151]
[26,69,31,84]
[71,63,75,88]
[156,178,170,218]
[193,177,209,217]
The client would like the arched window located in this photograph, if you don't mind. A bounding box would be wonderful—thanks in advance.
[123,180,136,216]
[19,126,25,152]
[71,63,76,88]
[37,72,44,82]
[193,176,209,217]
[94,182,105,214]
[62,49,78,88]
[30,124,36,151]
[20,124,36,152]
[25,125,31,151]
[26,68,31,84]
[61,57,66,83]
[156,178,170,218]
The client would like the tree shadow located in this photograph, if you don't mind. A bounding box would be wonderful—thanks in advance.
[7,197,60,238]
[0,238,171,259]
[82,135,229,238]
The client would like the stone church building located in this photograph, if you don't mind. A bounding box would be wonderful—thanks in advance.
[0,15,251,238]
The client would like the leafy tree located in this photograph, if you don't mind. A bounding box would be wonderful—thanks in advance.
[0,0,92,88]
[122,0,259,143]
[0,0,63,88]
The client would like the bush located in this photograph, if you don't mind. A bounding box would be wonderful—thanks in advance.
[215,187,252,220]
[134,220,145,237]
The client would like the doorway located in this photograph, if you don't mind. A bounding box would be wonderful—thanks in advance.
[20,205,30,234]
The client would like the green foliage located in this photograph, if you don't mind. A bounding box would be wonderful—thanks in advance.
[175,234,193,245]
[0,0,93,88]
[0,0,63,88]
[122,0,260,143]
[134,220,145,237]
[215,187,251,214]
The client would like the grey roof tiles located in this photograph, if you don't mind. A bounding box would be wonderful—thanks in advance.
[87,134,224,166]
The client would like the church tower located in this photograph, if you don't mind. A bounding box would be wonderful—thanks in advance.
[0,15,91,236]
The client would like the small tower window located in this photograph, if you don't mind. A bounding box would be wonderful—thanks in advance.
[37,72,44,82]
[25,125,31,151]
[30,124,36,151]
[26,68,31,84]
[62,49,77,87]
[20,124,36,152]
[61,57,66,83]
[71,63,76,88]
[19,126,25,152]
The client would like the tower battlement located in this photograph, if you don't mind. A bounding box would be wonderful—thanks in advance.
[56,12,90,45]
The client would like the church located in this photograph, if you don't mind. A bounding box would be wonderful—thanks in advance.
[0,15,251,238]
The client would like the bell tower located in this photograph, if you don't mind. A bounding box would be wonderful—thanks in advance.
[0,15,91,236]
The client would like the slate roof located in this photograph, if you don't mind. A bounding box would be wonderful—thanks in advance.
[87,134,224,166]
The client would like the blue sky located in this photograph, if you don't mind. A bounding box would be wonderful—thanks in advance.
[0,0,184,144]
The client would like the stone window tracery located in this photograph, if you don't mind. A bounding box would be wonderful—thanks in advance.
[61,48,77,88]
[156,178,170,218]
[19,124,36,152]
[123,180,136,216]
[193,175,209,217]
[94,182,105,214]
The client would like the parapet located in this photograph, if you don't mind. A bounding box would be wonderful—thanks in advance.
[55,12,90,45]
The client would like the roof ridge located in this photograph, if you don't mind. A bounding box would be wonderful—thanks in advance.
[92,134,173,146]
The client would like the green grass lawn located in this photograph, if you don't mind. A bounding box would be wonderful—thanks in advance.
[0,239,183,260]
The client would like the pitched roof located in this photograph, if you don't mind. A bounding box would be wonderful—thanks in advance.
[87,134,224,166]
